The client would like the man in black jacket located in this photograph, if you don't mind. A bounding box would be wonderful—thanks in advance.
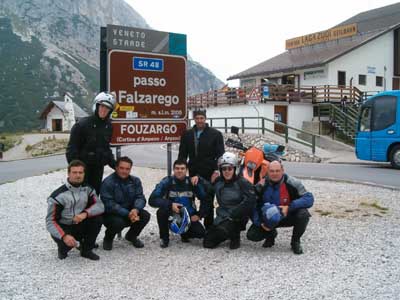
[203,152,256,250]
[66,92,116,194]
[178,110,225,228]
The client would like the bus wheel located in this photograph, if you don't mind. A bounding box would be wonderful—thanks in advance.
[389,145,400,169]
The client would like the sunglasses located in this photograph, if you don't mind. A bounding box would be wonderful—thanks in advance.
[221,166,234,172]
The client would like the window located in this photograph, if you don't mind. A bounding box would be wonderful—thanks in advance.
[359,107,371,132]
[241,78,256,88]
[376,76,383,87]
[359,74,366,85]
[372,96,397,131]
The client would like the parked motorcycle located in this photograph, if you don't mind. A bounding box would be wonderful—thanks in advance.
[225,126,285,184]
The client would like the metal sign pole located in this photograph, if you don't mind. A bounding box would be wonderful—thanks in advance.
[100,27,107,92]
[116,146,121,160]
[253,105,260,134]
[167,143,172,176]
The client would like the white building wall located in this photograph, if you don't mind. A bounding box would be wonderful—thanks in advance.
[327,31,393,92]
[287,104,314,129]
[46,107,65,131]
[299,67,330,86]
[190,103,313,132]
[246,31,395,93]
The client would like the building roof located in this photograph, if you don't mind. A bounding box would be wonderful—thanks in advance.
[228,2,400,80]
[39,100,88,119]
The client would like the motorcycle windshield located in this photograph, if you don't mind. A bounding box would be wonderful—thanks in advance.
[247,161,257,170]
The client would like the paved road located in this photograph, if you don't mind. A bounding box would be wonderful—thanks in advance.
[0,144,399,189]
[284,161,399,189]
[0,155,68,184]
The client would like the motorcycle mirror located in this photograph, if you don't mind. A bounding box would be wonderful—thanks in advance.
[230,126,239,135]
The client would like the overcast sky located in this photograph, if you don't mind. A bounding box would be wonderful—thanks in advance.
[126,0,398,85]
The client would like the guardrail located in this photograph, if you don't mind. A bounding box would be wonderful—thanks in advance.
[189,116,317,154]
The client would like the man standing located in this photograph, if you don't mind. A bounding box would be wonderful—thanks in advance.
[178,110,225,228]
[46,160,104,260]
[100,156,150,251]
[247,161,314,254]
[149,159,208,248]
[66,92,116,194]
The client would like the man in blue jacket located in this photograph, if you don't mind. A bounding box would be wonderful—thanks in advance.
[149,159,208,248]
[247,161,314,254]
[100,156,150,250]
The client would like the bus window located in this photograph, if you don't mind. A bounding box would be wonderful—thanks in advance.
[359,107,371,132]
[372,96,397,131]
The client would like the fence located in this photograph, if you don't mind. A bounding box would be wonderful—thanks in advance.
[187,85,363,109]
[189,116,317,154]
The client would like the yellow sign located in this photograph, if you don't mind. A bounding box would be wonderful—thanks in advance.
[119,105,135,112]
[285,23,357,50]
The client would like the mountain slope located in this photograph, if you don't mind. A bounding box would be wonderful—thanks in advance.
[0,0,223,132]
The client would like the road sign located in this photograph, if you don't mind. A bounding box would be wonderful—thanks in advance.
[133,57,164,72]
[263,86,269,98]
[103,25,187,154]
[110,120,187,145]
[108,50,186,120]
[106,25,187,56]
[247,87,260,105]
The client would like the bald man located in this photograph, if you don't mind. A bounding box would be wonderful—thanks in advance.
[246,161,314,254]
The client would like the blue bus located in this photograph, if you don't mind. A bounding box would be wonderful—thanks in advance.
[356,90,400,169]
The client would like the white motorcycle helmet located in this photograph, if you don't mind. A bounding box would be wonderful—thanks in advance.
[92,92,116,113]
[218,152,238,168]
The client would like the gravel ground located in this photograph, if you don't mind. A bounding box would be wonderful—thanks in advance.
[0,166,399,300]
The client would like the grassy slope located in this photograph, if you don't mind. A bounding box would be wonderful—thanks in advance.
[0,17,98,132]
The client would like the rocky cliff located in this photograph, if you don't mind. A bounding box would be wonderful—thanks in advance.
[0,0,223,131]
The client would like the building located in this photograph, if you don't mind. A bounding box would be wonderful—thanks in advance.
[201,3,399,140]
[228,3,400,94]
[39,93,88,132]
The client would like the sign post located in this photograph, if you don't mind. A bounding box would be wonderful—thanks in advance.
[247,87,261,133]
[101,25,187,175]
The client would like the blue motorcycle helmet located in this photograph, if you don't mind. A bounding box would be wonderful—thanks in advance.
[261,203,283,229]
[263,144,285,157]
[169,206,191,235]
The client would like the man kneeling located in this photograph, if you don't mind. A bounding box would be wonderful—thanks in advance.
[247,161,314,254]
[100,156,150,250]
[46,160,104,260]
[149,159,208,248]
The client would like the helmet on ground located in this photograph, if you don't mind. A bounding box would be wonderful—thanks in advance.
[263,144,285,156]
[218,152,238,168]
[169,206,191,235]
[263,144,285,162]
[261,203,283,229]
[92,92,116,112]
